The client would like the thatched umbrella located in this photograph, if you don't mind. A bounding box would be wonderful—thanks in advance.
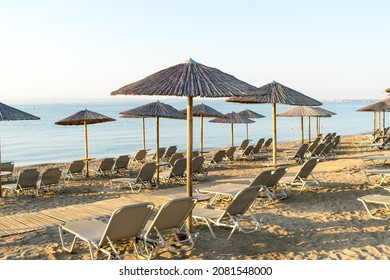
[55,109,115,177]
[226,81,322,165]
[210,112,255,146]
[357,97,390,136]
[237,109,265,140]
[120,101,186,181]
[110,58,258,228]
[180,103,224,155]
[386,88,390,93]
[277,106,336,143]
[0,102,40,197]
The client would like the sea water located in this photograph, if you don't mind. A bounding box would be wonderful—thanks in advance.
[0,97,377,166]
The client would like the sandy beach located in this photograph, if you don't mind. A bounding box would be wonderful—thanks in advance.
[1,134,390,260]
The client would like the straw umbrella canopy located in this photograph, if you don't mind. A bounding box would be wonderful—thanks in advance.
[210,111,255,146]
[277,106,336,143]
[237,109,265,140]
[110,58,258,228]
[357,96,390,136]
[226,81,322,165]
[386,88,390,93]
[180,103,224,155]
[55,109,115,177]
[120,101,186,181]
[0,102,40,197]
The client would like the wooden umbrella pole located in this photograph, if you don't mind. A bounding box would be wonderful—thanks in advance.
[373,112,376,134]
[316,117,319,137]
[142,117,145,150]
[308,117,311,142]
[246,123,249,140]
[272,103,277,165]
[231,123,234,146]
[84,120,89,178]
[200,115,203,155]
[186,96,193,230]
[300,116,304,144]
[383,110,386,138]
[156,116,160,182]
[0,134,2,197]
[379,111,381,133]
[319,118,321,136]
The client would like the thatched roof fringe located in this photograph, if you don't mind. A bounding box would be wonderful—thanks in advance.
[111,59,259,98]
[120,101,186,119]
[0,102,40,121]
[55,109,115,125]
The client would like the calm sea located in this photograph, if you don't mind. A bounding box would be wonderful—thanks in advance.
[0,98,378,166]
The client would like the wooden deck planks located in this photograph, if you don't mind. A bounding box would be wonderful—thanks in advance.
[0,196,164,237]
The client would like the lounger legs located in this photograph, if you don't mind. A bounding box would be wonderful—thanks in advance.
[58,226,96,260]
[359,200,390,220]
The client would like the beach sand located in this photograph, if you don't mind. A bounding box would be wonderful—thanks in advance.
[1,134,390,260]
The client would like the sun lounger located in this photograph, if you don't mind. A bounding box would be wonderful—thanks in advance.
[191,156,207,180]
[130,149,148,165]
[305,142,325,159]
[367,137,390,150]
[261,138,272,152]
[357,194,390,220]
[38,167,63,193]
[319,141,336,160]
[167,152,184,168]
[2,169,40,199]
[362,168,390,186]
[262,167,289,201]
[237,139,249,151]
[205,150,226,166]
[112,155,131,175]
[282,158,320,193]
[151,147,167,161]
[62,160,86,181]
[163,145,178,159]
[252,138,265,155]
[284,143,309,163]
[192,185,263,240]
[159,157,186,185]
[110,162,156,192]
[360,154,390,168]
[142,197,197,259]
[58,202,154,259]
[235,145,254,161]
[196,169,272,205]
[91,157,116,177]
[0,161,15,181]
[224,146,237,161]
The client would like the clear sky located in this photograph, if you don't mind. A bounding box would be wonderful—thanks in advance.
[0,0,389,101]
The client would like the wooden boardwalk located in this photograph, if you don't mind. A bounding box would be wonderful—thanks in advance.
[0,197,142,237]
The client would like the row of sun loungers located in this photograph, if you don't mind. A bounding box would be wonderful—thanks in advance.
[58,183,266,259]
[58,155,327,260]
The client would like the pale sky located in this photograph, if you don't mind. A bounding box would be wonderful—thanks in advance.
[1,0,389,101]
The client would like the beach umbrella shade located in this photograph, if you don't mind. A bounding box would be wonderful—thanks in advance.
[386,88,390,93]
[55,109,115,177]
[0,102,40,197]
[180,103,224,155]
[209,112,255,146]
[226,81,322,165]
[237,109,265,140]
[277,106,336,143]
[120,101,186,181]
[357,96,390,136]
[110,58,258,228]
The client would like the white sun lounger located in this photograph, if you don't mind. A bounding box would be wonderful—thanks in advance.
[357,194,390,220]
